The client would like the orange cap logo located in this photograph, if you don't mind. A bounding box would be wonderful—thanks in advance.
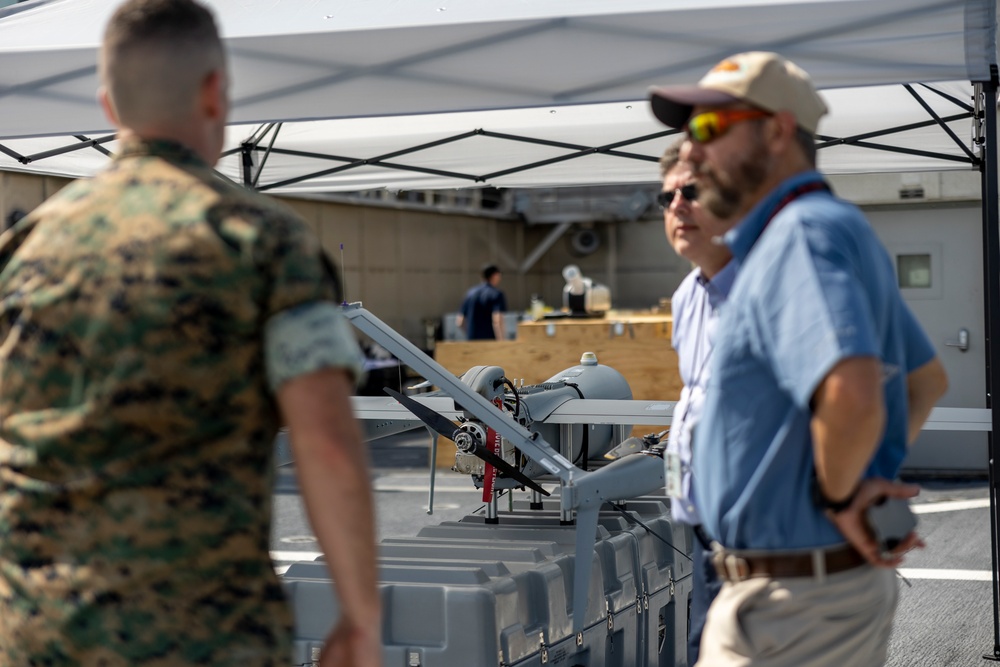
[711,60,741,73]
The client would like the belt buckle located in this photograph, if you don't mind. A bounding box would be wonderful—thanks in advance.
[712,547,751,583]
[812,549,827,583]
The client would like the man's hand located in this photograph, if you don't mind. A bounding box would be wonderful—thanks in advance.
[491,310,506,341]
[826,477,924,567]
[318,618,382,667]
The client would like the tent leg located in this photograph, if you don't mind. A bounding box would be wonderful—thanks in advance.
[979,68,1000,663]
[240,143,255,188]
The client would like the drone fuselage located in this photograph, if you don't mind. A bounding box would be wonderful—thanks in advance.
[454,357,633,484]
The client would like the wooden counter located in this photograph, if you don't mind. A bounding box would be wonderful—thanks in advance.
[516,312,672,346]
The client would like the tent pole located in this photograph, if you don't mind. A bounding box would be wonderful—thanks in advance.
[979,67,1000,663]
[240,143,255,188]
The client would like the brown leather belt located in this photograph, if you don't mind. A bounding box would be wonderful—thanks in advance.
[712,544,866,583]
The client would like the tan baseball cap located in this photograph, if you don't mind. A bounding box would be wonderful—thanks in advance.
[649,51,828,134]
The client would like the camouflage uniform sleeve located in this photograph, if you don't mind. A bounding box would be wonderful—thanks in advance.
[265,302,364,391]
[253,203,364,391]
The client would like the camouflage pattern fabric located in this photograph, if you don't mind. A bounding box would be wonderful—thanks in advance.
[0,138,343,665]
[265,302,364,392]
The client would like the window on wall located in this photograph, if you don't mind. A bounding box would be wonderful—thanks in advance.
[893,245,941,300]
[897,253,932,289]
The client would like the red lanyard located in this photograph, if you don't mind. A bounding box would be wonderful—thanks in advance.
[760,180,831,235]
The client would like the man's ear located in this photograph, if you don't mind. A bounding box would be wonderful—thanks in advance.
[767,110,799,155]
[98,87,120,127]
[764,111,796,155]
[200,69,226,121]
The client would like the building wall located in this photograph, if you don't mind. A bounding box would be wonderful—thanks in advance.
[280,198,525,345]
[518,218,691,313]
[0,171,72,228]
[3,169,978,348]
[0,170,691,346]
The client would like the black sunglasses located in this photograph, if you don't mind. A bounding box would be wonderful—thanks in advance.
[657,183,698,209]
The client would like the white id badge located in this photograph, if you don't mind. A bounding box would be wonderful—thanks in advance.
[666,450,683,498]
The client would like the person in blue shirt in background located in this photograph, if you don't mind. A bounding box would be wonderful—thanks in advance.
[457,264,508,340]
[650,52,948,666]
[659,138,738,665]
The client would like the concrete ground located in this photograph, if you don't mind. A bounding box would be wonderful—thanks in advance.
[887,478,997,666]
[271,431,1000,666]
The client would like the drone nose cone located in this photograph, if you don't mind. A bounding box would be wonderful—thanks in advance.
[580,351,598,366]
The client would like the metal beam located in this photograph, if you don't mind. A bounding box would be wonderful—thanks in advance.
[258,159,479,192]
[0,142,26,163]
[518,220,573,273]
[816,112,971,148]
[479,128,674,155]
[248,127,669,191]
[825,138,974,165]
[918,83,975,112]
[22,134,115,163]
[254,131,482,190]
[248,122,276,147]
[477,133,664,181]
[342,305,576,483]
[73,134,112,157]
[251,122,282,188]
[240,143,254,187]
[904,84,977,162]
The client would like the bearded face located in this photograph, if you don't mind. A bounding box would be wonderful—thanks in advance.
[694,121,771,220]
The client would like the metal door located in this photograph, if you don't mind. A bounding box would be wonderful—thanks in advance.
[869,203,987,473]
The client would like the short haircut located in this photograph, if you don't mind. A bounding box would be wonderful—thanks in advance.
[482,265,501,281]
[796,127,818,167]
[659,136,686,179]
[100,0,224,128]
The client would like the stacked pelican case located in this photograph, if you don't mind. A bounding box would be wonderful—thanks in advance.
[283,494,694,666]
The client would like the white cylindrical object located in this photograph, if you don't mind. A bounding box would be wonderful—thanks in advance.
[562,264,585,295]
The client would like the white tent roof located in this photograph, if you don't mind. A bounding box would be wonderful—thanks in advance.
[0,0,995,190]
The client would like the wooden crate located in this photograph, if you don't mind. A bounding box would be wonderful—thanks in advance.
[434,339,680,401]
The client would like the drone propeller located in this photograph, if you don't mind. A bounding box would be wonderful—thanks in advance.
[384,388,550,497]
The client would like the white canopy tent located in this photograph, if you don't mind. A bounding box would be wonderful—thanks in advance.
[4,0,1000,655]
[0,0,994,190]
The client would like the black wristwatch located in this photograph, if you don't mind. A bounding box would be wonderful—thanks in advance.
[812,476,859,514]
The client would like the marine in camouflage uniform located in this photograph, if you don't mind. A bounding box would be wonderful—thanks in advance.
[0,136,363,665]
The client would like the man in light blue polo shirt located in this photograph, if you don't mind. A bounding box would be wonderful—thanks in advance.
[659,138,737,665]
[649,52,948,666]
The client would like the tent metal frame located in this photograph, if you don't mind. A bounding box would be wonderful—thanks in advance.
[0,84,978,190]
[0,73,999,656]
[225,124,677,191]
[979,67,1000,662]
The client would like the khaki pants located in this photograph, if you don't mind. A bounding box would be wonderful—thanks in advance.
[696,565,898,667]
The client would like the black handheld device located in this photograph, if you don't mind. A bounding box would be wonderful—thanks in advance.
[866,496,917,553]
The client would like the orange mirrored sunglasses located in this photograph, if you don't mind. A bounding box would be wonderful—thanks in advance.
[687,108,771,144]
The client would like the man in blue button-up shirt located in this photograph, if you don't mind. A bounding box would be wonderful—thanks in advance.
[659,139,737,665]
[649,52,948,666]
